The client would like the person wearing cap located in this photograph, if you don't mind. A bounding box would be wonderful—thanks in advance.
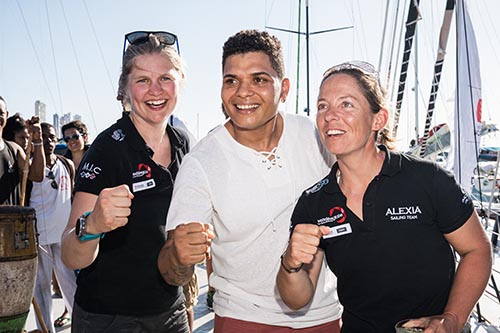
[61,31,194,332]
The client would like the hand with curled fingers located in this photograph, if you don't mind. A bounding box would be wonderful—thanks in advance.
[172,222,214,266]
[25,116,42,141]
[283,224,331,269]
[86,184,134,234]
[401,312,459,333]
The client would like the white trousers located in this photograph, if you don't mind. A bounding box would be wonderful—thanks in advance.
[33,243,77,333]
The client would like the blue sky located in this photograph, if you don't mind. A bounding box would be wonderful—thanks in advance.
[1,0,499,147]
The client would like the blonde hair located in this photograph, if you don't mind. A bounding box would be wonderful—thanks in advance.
[117,34,185,111]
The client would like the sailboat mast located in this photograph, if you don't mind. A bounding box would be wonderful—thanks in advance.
[418,0,455,157]
[392,0,421,138]
[295,0,302,114]
[305,0,310,116]
[266,3,351,117]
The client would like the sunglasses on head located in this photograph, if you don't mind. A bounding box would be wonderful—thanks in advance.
[322,61,381,88]
[63,133,82,143]
[46,171,58,190]
[122,31,180,63]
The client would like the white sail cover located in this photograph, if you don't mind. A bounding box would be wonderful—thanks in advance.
[449,0,482,194]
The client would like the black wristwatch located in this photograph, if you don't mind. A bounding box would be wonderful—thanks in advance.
[75,211,104,241]
[280,253,304,273]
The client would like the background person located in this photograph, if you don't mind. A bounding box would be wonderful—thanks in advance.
[159,29,341,332]
[31,122,77,333]
[0,95,45,205]
[62,120,91,171]
[277,61,492,333]
[61,31,191,332]
[3,112,30,152]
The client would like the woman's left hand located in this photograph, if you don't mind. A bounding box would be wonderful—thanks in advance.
[402,312,459,333]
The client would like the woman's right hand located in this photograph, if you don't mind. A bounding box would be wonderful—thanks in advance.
[285,224,330,268]
[86,184,134,234]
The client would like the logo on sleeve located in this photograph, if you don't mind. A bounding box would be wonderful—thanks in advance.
[80,162,102,180]
[132,164,152,179]
[111,129,125,141]
[461,194,471,205]
[306,178,329,194]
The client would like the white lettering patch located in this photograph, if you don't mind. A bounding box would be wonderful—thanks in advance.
[323,223,352,239]
[132,179,156,192]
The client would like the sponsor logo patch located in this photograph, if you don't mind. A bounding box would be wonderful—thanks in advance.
[317,206,347,225]
[80,162,102,180]
[132,163,152,179]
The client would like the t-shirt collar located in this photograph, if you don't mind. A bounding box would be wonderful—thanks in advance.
[323,144,401,194]
[117,112,186,155]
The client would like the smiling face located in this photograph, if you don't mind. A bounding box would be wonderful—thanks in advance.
[42,125,57,156]
[125,53,182,126]
[221,51,289,133]
[316,73,387,158]
[63,127,85,153]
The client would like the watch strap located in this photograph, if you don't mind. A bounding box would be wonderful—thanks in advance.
[280,253,304,273]
[77,211,105,241]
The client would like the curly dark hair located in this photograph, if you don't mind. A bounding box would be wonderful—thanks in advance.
[3,113,27,142]
[222,30,285,79]
[61,120,88,137]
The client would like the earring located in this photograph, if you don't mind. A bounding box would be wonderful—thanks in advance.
[281,97,286,103]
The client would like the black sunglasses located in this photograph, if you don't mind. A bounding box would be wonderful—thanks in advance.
[47,171,58,190]
[63,133,82,143]
[122,31,180,63]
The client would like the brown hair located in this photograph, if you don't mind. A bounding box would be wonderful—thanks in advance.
[321,63,395,150]
[61,120,88,137]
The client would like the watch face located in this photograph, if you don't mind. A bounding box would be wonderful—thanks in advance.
[76,217,84,237]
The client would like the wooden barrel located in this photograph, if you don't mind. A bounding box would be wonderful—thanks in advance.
[0,206,37,333]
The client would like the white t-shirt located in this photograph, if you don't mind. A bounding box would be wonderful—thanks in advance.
[30,158,72,246]
[167,112,342,327]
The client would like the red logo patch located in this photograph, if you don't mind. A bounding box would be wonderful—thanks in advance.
[329,206,346,223]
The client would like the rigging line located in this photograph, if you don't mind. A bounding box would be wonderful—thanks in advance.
[284,0,296,114]
[352,0,369,60]
[265,0,277,25]
[342,0,362,59]
[391,0,421,139]
[419,0,455,158]
[377,0,391,73]
[15,0,59,112]
[58,0,97,135]
[295,0,301,115]
[44,0,63,115]
[387,0,405,106]
[476,1,500,70]
[82,0,116,99]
